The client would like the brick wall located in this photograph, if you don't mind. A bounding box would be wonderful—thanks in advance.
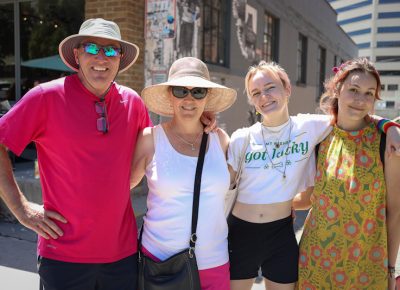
[85,0,145,93]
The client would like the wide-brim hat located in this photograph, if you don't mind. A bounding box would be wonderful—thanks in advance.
[142,57,237,117]
[59,18,139,73]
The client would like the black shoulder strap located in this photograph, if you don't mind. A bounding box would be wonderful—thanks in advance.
[190,132,208,249]
[380,132,386,166]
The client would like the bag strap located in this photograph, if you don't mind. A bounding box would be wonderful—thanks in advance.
[380,132,386,167]
[189,132,209,251]
[233,130,250,186]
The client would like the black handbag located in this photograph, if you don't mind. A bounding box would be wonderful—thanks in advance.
[137,132,208,290]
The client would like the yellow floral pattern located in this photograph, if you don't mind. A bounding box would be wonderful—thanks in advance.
[298,122,388,289]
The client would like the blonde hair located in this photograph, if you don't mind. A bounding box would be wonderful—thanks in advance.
[319,57,381,124]
[244,61,291,103]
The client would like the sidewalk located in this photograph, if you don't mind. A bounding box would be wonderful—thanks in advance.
[1,163,398,289]
[0,212,307,290]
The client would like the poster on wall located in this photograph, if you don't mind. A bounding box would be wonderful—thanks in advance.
[175,0,201,58]
[145,0,176,39]
[145,0,202,88]
[232,0,257,60]
[144,0,176,90]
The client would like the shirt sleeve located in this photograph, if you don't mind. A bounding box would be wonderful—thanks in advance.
[0,85,47,156]
[296,113,333,143]
[227,128,248,172]
[138,99,152,130]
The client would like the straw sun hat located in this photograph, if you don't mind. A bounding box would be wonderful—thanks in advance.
[59,18,139,73]
[142,57,237,117]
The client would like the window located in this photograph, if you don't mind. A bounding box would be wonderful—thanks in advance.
[202,0,228,65]
[381,84,385,90]
[338,14,372,25]
[317,46,326,99]
[377,26,400,33]
[297,33,307,84]
[386,101,395,108]
[380,71,400,76]
[336,0,372,13]
[388,84,399,90]
[0,1,84,102]
[263,11,279,62]
[357,42,371,49]
[377,41,400,48]
[378,12,400,18]
[379,0,400,3]
[376,56,400,62]
[347,28,371,36]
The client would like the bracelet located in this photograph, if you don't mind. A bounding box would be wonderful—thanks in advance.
[388,265,396,278]
[377,119,400,134]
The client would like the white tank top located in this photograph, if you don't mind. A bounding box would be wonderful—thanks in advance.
[142,125,230,270]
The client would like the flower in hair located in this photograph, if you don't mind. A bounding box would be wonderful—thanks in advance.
[332,63,346,74]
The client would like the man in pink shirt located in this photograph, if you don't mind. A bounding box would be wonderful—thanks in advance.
[0,18,151,290]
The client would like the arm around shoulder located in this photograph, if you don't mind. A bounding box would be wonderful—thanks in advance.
[130,127,155,189]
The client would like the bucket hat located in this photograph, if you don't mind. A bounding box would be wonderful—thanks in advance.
[59,18,139,73]
[142,57,237,117]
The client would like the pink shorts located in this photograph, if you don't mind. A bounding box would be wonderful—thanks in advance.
[142,247,230,290]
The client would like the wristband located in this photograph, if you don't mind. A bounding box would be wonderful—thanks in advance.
[388,265,396,278]
[377,119,400,134]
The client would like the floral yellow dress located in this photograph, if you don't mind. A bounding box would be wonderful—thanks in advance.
[298,122,388,289]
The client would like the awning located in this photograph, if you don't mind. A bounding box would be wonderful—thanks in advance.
[21,55,72,72]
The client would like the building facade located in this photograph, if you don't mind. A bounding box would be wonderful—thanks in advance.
[329,0,400,119]
[1,0,356,134]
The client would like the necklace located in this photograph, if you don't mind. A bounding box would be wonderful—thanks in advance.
[261,120,291,148]
[168,124,203,151]
[260,118,292,179]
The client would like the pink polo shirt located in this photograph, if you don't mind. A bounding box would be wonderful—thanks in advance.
[0,74,151,263]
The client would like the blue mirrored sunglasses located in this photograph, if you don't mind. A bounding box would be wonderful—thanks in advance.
[81,43,122,57]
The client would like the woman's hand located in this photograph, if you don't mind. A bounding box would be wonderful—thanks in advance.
[200,111,217,133]
[387,126,400,157]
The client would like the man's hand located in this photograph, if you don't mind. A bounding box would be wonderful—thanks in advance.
[14,202,67,239]
[200,111,217,133]
[387,126,400,157]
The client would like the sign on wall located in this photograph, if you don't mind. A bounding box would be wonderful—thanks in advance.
[144,0,202,92]
[232,0,258,60]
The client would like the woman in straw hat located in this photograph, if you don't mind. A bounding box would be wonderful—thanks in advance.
[130,57,236,290]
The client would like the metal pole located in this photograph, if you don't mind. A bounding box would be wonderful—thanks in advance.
[14,0,21,101]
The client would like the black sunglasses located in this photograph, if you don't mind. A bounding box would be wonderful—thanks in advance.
[171,86,208,100]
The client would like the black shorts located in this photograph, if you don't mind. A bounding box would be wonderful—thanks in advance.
[228,214,298,283]
[38,253,138,290]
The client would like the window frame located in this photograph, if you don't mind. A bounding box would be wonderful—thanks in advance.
[297,33,308,85]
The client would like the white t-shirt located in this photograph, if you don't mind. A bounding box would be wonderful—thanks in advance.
[227,114,332,204]
[142,125,230,270]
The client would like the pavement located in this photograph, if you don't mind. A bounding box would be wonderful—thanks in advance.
[0,161,399,290]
